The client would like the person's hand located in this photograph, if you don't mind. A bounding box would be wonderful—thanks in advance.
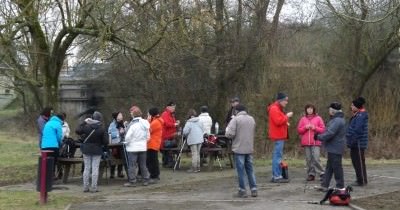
[286,112,294,118]
[175,120,180,126]
[305,124,310,129]
[310,124,315,130]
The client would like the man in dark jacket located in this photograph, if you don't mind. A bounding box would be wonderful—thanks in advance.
[346,97,368,186]
[76,111,108,193]
[315,102,346,191]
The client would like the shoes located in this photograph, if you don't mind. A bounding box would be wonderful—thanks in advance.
[351,181,367,186]
[187,168,199,173]
[270,178,290,183]
[91,189,100,193]
[314,185,328,192]
[110,175,115,179]
[237,190,248,198]
[143,181,148,186]
[306,175,315,181]
[117,173,124,178]
[123,182,137,187]
[148,179,157,184]
[83,189,90,193]
[251,190,258,197]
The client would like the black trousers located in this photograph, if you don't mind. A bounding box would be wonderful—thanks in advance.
[322,152,344,189]
[350,148,368,185]
[147,149,160,179]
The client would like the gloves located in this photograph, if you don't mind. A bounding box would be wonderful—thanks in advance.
[314,133,319,140]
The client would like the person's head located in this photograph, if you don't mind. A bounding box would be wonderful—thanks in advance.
[92,111,103,122]
[351,97,366,112]
[148,107,160,118]
[41,106,53,118]
[235,104,246,113]
[186,109,197,119]
[230,97,240,107]
[276,92,289,107]
[112,112,123,122]
[166,101,176,112]
[130,106,142,118]
[328,102,342,116]
[304,104,316,115]
[200,106,208,113]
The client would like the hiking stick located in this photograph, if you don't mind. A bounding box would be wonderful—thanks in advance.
[173,135,186,172]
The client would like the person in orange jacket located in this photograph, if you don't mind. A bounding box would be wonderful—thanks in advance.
[147,107,164,181]
[267,92,293,183]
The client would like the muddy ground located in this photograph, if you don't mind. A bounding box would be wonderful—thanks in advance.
[2,163,399,210]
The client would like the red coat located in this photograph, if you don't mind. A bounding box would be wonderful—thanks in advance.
[267,102,289,140]
[297,114,325,146]
[161,109,177,142]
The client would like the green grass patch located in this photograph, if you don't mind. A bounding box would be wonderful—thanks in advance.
[0,131,38,186]
[0,108,22,119]
[0,190,83,210]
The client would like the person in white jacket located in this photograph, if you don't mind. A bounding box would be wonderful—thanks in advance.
[198,106,213,135]
[123,106,151,187]
[183,109,204,173]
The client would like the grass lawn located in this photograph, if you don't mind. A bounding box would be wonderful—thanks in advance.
[0,130,86,209]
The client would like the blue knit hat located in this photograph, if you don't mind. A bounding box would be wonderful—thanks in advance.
[276,92,287,101]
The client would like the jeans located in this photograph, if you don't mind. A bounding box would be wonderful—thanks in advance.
[272,140,284,179]
[126,151,150,183]
[234,153,257,191]
[82,154,101,191]
[322,152,344,188]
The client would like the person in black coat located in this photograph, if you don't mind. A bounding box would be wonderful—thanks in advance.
[76,111,108,193]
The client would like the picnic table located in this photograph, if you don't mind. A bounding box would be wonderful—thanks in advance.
[58,143,124,184]
[161,135,233,171]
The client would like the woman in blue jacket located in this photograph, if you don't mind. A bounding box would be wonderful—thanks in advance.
[346,97,368,186]
[41,114,64,157]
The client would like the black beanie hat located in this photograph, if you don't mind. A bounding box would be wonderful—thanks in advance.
[236,104,246,112]
[148,107,160,117]
[276,92,287,101]
[329,102,342,111]
[352,97,366,109]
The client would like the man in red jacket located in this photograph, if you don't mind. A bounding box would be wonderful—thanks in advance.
[267,92,293,183]
[161,102,180,167]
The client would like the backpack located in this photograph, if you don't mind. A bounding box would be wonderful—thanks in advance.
[320,186,352,205]
[203,134,218,147]
[59,137,77,158]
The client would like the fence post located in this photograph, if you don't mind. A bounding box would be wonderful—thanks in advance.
[39,150,53,205]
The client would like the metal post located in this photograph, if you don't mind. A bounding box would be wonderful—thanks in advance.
[39,150,53,205]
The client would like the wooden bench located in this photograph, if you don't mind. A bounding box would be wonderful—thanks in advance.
[57,157,83,184]
[58,157,124,184]
[161,146,233,171]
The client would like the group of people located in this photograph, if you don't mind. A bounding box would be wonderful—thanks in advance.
[226,93,368,198]
[37,101,215,192]
[37,92,369,197]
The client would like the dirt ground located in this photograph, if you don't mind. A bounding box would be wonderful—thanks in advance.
[2,163,400,210]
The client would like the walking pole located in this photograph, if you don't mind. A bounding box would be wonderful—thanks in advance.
[173,136,186,172]
[121,142,130,179]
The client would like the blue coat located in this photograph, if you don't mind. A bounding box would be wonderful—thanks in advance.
[346,111,368,149]
[41,116,63,149]
[317,112,346,155]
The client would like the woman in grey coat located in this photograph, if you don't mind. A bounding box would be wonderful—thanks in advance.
[183,109,204,173]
